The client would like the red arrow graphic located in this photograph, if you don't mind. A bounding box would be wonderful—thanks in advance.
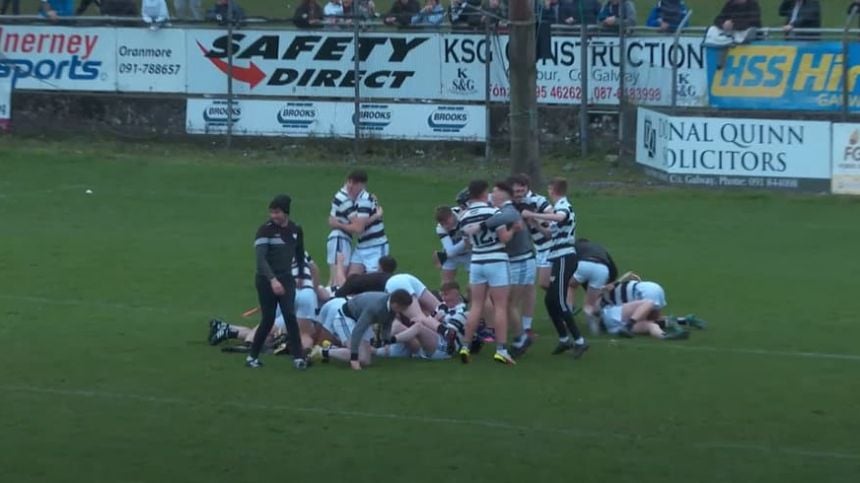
[196,41,266,89]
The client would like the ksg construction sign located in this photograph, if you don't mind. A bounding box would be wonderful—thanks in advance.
[0,26,115,91]
[186,30,439,98]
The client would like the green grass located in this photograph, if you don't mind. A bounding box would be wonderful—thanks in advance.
[0,137,859,482]
[14,1,852,28]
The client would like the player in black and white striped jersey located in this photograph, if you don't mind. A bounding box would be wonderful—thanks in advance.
[433,205,470,283]
[509,174,553,337]
[522,178,588,359]
[325,170,367,287]
[456,180,516,365]
[349,190,389,275]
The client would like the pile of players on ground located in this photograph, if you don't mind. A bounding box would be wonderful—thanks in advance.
[208,170,706,369]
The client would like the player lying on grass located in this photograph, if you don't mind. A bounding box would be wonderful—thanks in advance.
[311,290,413,370]
[601,275,708,332]
[600,298,691,340]
[331,255,398,298]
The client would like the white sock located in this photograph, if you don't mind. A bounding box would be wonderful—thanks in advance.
[522,316,533,330]
[512,334,527,348]
[559,335,571,343]
[575,337,585,345]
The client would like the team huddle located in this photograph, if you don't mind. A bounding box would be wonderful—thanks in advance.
[207,170,706,370]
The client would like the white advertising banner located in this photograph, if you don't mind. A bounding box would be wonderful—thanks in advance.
[441,35,707,106]
[185,29,443,99]
[831,124,860,195]
[636,107,832,190]
[0,25,116,91]
[186,98,486,141]
[0,76,10,129]
[115,28,186,93]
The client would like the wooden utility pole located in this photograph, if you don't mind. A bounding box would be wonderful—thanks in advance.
[508,0,542,184]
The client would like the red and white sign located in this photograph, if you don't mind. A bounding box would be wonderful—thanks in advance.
[0,26,115,91]
[185,29,442,99]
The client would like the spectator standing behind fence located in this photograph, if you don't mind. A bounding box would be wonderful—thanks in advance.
[142,0,169,28]
[481,0,504,26]
[646,0,689,32]
[779,0,820,39]
[206,0,244,24]
[74,0,98,15]
[384,0,420,27]
[175,0,203,19]
[295,0,324,27]
[411,0,444,25]
[705,0,761,47]
[562,0,601,26]
[1,0,19,15]
[324,0,343,22]
[598,0,637,30]
[40,0,74,18]
[449,0,481,27]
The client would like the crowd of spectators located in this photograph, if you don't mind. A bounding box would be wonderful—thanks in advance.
[0,0,853,38]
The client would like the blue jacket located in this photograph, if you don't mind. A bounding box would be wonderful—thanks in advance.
[646,0,689,31]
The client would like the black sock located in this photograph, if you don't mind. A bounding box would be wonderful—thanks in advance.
[562,311,582,340]
[388,336,398,345]
[436,325,448,336]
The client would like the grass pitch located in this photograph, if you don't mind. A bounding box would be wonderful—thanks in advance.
[0,139,859,483]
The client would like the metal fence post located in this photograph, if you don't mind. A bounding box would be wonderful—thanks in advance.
[671,10,693,110]
[484,22,492,163]
[617,6,626,156]
[842,11,857,121]
[352,14,361,162]
[225,1,235,150]
[579,23,588,158]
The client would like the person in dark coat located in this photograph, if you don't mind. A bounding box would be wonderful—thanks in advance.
[778,0,820,39]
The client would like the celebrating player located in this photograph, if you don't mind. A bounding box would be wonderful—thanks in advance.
[349,190,389,275]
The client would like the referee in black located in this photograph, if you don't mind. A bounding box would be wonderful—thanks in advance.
[247,194,309,370]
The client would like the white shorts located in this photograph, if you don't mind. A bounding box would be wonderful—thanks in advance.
[442,253,471,272]
[469,261,510,287]
[350,243,389,272]
[636,281,667,309]
[326,234,352,266]
[383,342,413,358]
[535,248,551,269]
[385,273,427,297]
[574,260,610,289]
[601,305,627,335]
[295,287,319,321]
[329,309,373,346]
[509,257,536,286]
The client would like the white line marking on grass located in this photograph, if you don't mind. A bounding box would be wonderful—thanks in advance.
[4,385,858,462]
[0,184,91,199]
[598,340,860,362]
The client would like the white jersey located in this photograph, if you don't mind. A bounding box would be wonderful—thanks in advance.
[291,251,315,289]
[384,273,427,297]
[548,196,576,260]
[354,191,388,249]
[458,201,508,264]
[328,187,356,240]
[435,206,469,257]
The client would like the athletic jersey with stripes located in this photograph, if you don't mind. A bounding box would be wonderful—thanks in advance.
[548,197,576,260]
[601,281,638,307]
[436,206,465,251]
[525,191,553,251]
[328,187,356,240]
[441,302,468,335]
[355,191,388,248]
[291,251,314,289]
[458,202,508,264]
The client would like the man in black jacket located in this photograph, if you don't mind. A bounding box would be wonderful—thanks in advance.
[779,0,820,39]
[247,195,310,370]
[384,0,420,27]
